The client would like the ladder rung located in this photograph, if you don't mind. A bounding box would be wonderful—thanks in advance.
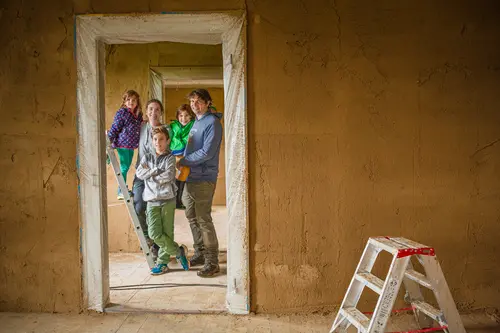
[369,237,407,255]
[340,307,370,332]
[355,271,384,294]
[390,237,430,249]
[412,301,443,322]
[405,269,433,290]
[105,134,155,269]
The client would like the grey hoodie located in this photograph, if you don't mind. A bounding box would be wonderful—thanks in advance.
[135,151,177,206]
[135,123,171,170]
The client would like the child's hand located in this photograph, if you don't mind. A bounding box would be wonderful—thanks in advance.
[141,163,149,169]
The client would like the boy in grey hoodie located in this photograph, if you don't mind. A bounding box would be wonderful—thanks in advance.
[136,126,189,275]
[132,99,168,263]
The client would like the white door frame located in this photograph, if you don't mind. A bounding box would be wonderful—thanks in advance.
[75,11,249,314]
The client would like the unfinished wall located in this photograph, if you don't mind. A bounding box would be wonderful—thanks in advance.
[248,1,500,313]
[105,43,224,252]
[1,0,500,314]
[0,0,81,312]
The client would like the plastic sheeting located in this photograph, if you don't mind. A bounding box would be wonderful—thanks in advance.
[76,11,248,314]
[149,69,163,102]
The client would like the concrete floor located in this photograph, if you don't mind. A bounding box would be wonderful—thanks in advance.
[173,205,228,251]
[0,312,498,332]
[107,205,229,312]
[109,253,227,312]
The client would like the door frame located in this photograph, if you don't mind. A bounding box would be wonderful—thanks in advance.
[75,11,249,314]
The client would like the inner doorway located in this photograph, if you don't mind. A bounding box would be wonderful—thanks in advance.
[104,42,228,311]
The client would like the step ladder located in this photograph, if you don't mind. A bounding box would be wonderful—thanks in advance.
[105,134,155,269]
[330,237,466,333]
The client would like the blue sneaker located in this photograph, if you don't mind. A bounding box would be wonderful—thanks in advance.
[176,245,190,271]
[151,263,169,275]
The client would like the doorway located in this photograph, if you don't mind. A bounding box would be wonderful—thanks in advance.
[75,12,249,314]
[105,42,228,312]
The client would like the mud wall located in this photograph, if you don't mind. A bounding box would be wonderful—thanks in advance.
[1,0,500,313]
[0,0,82,312]
[105,43,223,252]
[248,1,500,313]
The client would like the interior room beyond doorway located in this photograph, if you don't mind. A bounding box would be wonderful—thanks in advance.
[104,41,227,312]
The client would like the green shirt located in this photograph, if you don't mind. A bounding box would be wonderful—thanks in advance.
[169,120,194,155]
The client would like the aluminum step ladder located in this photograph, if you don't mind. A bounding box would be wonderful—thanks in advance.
[330,237,466,333]
[105,134,155,269]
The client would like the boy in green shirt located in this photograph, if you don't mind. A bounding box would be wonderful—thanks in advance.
[169,104,195,209]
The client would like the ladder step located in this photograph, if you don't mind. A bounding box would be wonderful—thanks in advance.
[340,307,370,332]
[390,237,430,249]
[412,300,443,323]
[405,269,433,290]
[355,271,384,294]
[370,237,407,255]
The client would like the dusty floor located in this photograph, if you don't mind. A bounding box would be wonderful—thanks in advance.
[109,253,227,312]
[172,205,228,251]
[0,312,498,333]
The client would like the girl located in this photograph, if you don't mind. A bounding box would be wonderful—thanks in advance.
[108,90,143,200]
[169,104,196,209]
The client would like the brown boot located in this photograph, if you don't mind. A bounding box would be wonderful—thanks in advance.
[197,262,220,278]
[189,252,205,267]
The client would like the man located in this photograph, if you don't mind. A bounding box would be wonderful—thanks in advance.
[132,99,167,262]
[178,89,223,277]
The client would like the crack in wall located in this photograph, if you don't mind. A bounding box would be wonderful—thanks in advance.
[417,62,471,87]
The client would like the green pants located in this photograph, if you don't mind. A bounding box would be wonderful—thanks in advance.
[116,148,134,184]
[146,199,178,265]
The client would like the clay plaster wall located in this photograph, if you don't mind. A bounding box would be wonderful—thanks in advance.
[105,43,223,252]
[1,0,500,313]
[247,1,500,313]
